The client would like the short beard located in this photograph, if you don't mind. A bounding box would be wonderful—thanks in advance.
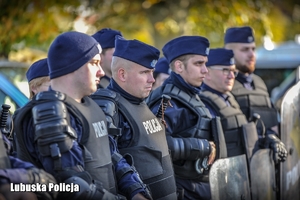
[236,64,255,74]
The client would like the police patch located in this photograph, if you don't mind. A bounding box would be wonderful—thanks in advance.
[151,59,158,68]
[248,36,254,43]
[206,48,210,55]
[230,58,235,65]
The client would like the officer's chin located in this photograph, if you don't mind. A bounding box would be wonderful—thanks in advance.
[144,91,151,99]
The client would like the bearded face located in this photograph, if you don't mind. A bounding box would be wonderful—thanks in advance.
[226,42,256,74]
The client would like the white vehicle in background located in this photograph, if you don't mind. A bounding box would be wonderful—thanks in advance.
[255,37,300,200]
[255,38,300,111]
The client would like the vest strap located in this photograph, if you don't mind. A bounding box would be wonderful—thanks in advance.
[50,143,62,171]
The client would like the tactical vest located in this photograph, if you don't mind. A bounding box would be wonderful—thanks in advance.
[13,91,116,193]
[231,74,278,129]
[91,89,177,200]
[199,91,248,157]
[149,84,213,140]
[147,84,215,180]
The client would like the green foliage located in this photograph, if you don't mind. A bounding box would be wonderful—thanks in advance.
[89,0,300,50]
[0,0,81,58]
[0,0,299,60]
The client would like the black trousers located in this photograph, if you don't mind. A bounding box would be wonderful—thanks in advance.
[176,177,211,200]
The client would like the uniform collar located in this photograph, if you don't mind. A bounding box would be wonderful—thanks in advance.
[235,72,253,84]
[107,78,144,104]
[164,72,202,95]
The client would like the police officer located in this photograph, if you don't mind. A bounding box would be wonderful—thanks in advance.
[11,58,50,156]
[152,57,170,91]
[13,31,151,200]
[0,104,56,200]
[92,28,123,88]
[200,48,287,160]
[90,37,177,200]
[146,36,218,200]
[199,48,247,157]
[26,58,50,99]
[224,26,287,164]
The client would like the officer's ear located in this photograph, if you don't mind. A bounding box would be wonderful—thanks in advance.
[174,60,184,73]
[30,85,38,95]
[118,67,127,82]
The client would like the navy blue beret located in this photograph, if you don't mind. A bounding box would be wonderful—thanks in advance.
[113,36,160,69]
[224,26,255,44]
[92,28,123,49]
[206,48,235,67]
[162,36,210,63]
[48,31,102,79]
[154,57,170,75]
[26,58,49,82]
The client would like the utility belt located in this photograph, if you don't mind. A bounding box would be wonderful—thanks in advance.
[193,174,209,183]
[175,173,209,183]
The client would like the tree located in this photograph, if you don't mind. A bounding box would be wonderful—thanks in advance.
[87,0,300,49]
[1,0,299,61]
[0,0,81,59]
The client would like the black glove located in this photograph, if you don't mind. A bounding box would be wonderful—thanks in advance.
[26,168,58,200]
[27,168,57,185]
[56,170,125,200]
[264,134,287,164]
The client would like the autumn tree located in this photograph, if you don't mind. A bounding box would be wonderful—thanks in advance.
[0,0,81,59]
[0,0,299,61]
[87,0,300,50]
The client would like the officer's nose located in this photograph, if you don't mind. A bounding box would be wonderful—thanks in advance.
[149,73,155,83]
[202,65,208,74]
[249,49,255,57]
[228,71,235,78]
[97,65,105,78]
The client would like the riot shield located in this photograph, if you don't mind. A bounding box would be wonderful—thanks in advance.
[209,154,251,200]
[280,80,300,200]
[249,149,276,200]
[242,116,276,200]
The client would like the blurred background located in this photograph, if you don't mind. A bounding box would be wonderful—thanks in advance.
[0,0,300,111]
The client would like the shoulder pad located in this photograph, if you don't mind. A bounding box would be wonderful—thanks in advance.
[34,91,66,101]
[90,89,119,126]
[91,89,117,99]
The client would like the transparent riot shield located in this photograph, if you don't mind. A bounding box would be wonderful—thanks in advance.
[249,149,276,200]
[209,154,251,200]
[280,80,300,200]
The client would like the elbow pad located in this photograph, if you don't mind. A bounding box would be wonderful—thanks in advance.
[167,136,211,161]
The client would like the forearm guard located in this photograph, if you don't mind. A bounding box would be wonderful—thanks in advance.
[167,135,211,161]
[0,167,58,200]
[0,167,56,184]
